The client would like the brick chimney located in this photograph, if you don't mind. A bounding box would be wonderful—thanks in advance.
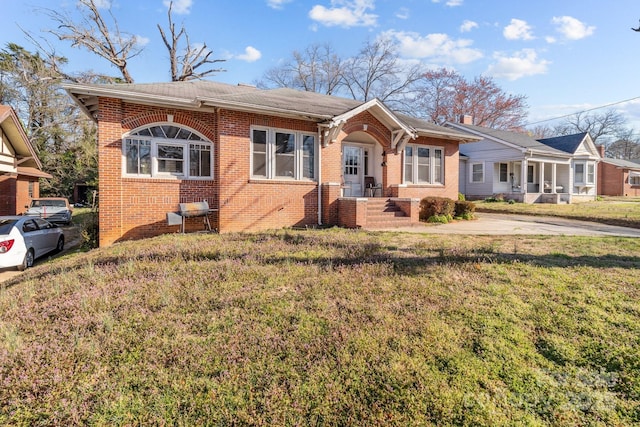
[459,114,473,125]
[597,144,605,158]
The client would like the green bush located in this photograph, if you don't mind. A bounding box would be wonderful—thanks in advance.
[420,197,455,222]
[427,214,452,224]
[454,200,476,219]
[458,192,466,201]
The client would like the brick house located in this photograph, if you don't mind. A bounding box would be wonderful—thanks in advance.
[64,81,478,247]
[597,143,640,196]
[0,105,52,216]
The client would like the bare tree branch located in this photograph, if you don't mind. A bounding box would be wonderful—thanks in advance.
[158,1,225,81]
[42,0,141,83]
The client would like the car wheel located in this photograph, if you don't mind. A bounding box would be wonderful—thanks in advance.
[56,235,65,252]
[18,249,35,271]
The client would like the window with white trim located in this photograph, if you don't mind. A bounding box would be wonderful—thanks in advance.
[471,163,484,183]
[403,145,444,184]
[574,161,595,185]
[251,127,316,180]
[630,174,640,186]
[123,124,212,179]
[499,163,508,182]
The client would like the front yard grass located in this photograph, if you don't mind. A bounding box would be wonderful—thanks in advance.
[476,196,640,228]
[1,229,639,425]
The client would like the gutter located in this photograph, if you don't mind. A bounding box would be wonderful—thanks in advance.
[317,125,323,226]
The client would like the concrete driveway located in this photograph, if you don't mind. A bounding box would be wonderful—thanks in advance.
[387,212,640,237]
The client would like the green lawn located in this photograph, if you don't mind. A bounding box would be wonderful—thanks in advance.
[1,230,639,426]
[476,197,640,228]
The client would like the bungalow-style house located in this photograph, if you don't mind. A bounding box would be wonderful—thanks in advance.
[449,118,600,203]
[597,147,640,196]
[63,81,479,247]
[0,105,52,216]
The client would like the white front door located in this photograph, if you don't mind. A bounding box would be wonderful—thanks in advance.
[343,145,363,196]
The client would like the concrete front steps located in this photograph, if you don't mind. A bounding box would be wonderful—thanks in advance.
[364,198,412,228]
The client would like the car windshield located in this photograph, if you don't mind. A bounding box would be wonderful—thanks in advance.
[31,200,67,208]
[0,219,17,234]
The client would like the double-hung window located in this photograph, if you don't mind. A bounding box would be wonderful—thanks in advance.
[123,124,212,179]
[403,144,444,184]
[574,162,595,185]
[251,127,316,180]
[471,163,484,183]
[499,163,508,182]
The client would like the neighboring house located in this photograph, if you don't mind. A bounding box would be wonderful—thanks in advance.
[598,148,640,196]
[64,81,478,247]
[0,105,52,216]
[449,118,599,203]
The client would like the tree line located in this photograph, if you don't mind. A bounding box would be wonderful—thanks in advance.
[1,0,638,200]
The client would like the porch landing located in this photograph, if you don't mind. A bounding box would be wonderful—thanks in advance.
[338,197,420,229]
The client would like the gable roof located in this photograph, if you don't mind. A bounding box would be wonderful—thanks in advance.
[446,122,569,156]
[63,80,477,143]
[0,105,42,170]
[537,132,600,157]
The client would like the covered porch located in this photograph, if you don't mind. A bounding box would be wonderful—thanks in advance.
[497,158,572,204]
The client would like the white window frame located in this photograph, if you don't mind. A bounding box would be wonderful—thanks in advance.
[499,163,509,183]
[574,161,595,185]
[250,126,317,181]
[403,144,444,185]
[470,162,484,183]
[629,173,640,186]
[122,123,213,180]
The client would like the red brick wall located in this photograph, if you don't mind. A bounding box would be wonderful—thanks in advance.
[0,175,39,215]
[599,162,640,197]
[598,162,622,196]
[0,176,16,215]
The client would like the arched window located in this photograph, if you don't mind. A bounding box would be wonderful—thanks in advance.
[123,124,212,179]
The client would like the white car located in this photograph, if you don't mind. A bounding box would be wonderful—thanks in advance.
[0,216,65,271]
[25,197,73,225]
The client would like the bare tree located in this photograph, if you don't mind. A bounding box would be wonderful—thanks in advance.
[604,127,640,159]
[552,109,626,144]
[157,1,225,81]
[341,38,423,109]
[260,43,343,95]
[414,68,528,130]
[43,0,142,83]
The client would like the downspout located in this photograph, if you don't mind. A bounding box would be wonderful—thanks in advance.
[317,125,323,226]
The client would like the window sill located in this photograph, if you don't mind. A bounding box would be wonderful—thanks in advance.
[249,178,317,185]
[122,176,214,183]
[404,183,445,187]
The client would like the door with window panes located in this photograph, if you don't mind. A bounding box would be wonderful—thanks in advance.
[343,146,363,196]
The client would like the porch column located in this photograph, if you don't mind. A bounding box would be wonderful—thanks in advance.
[521,160,528,194]
[538,163,545,193]
[552,164,557,193]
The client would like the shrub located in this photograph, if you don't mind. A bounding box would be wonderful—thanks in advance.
[420,197,455,222]
[80,211,99,249]
[458,192,466,201]
[454,200,476,220]
[427,214,452,224]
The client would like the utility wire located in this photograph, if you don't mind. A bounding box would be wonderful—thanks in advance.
[526,95,640,127]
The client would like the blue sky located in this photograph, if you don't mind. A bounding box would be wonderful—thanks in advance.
[2,0,640,134]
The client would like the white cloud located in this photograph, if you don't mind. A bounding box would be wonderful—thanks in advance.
[163,0,192,15]
[503,19,534,41]
[235,46,262,62]
[551,16,595,40]
[93,0,111,8]
[267,0,292,9]
[384,30,483,64]
[135,35,151,47]
[396,7,410,20]
[486,49,550,80]
[460,20,478,33]
[432,0,464,6]
[309,0,377,28]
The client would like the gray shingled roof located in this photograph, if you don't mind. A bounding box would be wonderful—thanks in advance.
[537,132,588,154]
[448,123,569,155]
[64,80,476,141]
[601,157,640,170]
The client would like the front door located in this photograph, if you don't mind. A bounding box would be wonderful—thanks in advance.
[343,145,363,196]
